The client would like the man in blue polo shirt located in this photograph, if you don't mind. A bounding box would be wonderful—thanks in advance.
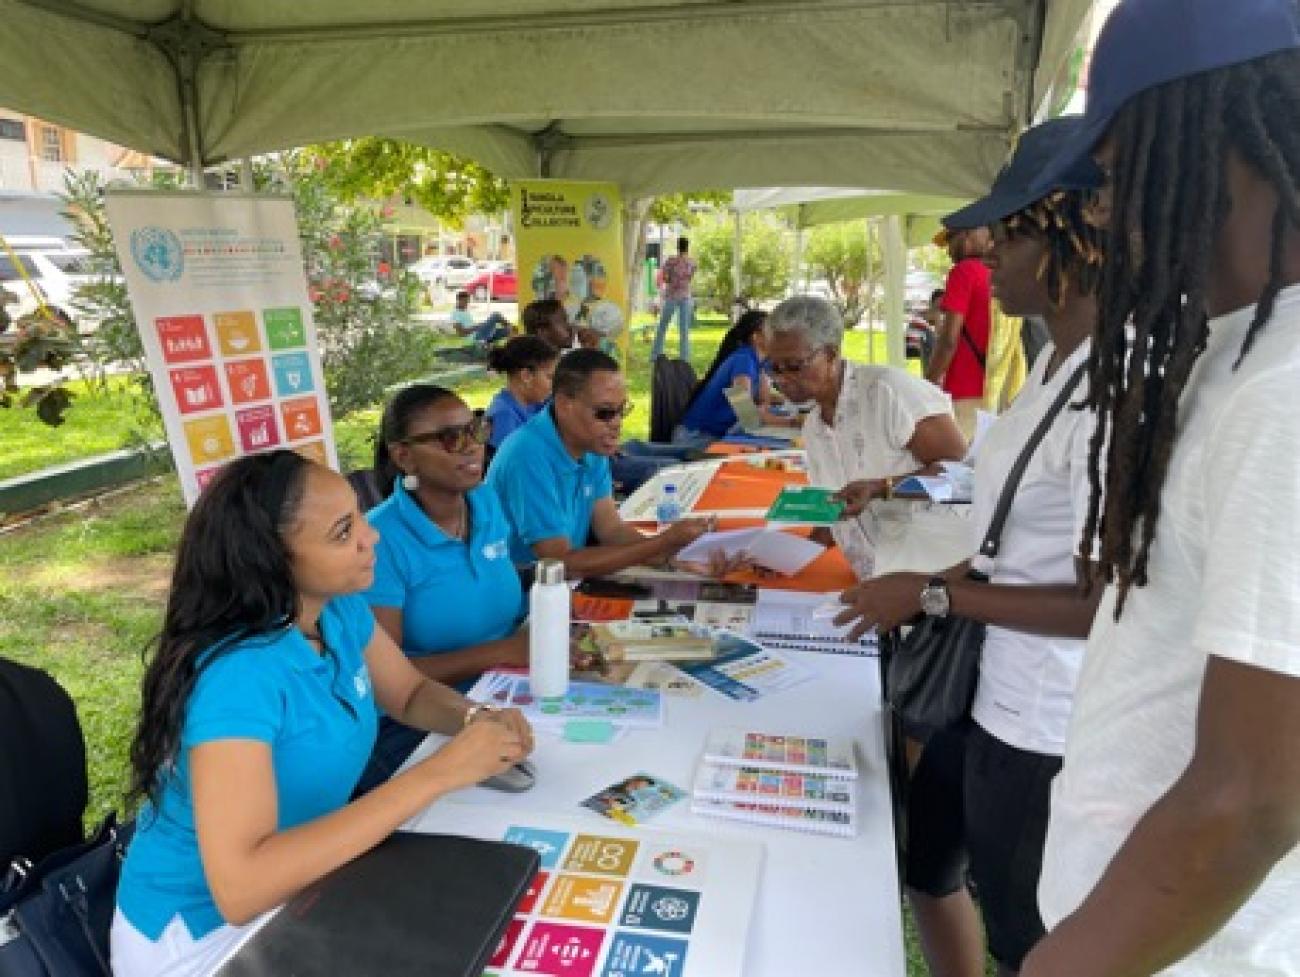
[488,349,711,577]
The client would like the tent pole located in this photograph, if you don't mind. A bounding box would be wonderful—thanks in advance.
[732,210,743,311]
[882,215,906,367]
[792,225,804,295]
[865,219,876,364]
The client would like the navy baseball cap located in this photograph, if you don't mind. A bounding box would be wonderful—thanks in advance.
[943,116,1101,230]
[1031,0,1300,196]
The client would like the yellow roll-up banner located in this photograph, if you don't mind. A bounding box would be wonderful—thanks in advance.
[512,180,627,356]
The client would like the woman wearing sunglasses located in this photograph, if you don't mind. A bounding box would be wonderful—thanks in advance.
[355,384,529,793]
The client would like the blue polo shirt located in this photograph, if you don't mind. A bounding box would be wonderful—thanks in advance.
[117,594,377,940]
[680,345,763,436]
[485,387,543,450]
[487,405,612,563]
[364,481,524,654]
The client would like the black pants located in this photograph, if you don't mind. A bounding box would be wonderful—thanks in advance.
[902,722,970,898]
[964,723,1062,970]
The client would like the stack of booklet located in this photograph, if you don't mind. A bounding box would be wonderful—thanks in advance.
[587,620,716,662]
[690,728,860,838]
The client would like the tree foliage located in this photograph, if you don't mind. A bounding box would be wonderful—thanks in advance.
[281,153,443,416]
[804,222,884,326]
[691,214,791,311]
[646,191,731,226]
[302,139,510,224]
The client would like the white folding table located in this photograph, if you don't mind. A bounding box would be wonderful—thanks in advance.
[403,651,905,977]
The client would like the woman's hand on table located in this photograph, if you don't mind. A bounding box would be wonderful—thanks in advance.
[833,572,926,640]
[424,708,532,789]
[833,479,891,518]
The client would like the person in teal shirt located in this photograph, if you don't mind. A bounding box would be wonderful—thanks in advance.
[112,451,533,977]
[358,384,530,791]
[484,336,559,450]
[486,349,711,578]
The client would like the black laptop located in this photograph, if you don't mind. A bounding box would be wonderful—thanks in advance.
[217,831,539,977]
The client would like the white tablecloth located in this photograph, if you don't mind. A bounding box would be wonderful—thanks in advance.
[403,651,905,977]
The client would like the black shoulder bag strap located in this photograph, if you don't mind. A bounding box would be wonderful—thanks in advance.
[961,327,988,369]
[976,358,1088,564]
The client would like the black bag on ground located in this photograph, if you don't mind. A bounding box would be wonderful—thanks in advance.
[0,815,133,977]
[884,360,1087,740]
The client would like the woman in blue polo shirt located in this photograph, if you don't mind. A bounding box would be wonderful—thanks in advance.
[113,451,532,977]
[676,310,794,442]
[357,384,530,791]
[484,336,560,450]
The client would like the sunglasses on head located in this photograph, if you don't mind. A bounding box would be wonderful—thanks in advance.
[402,417,491,452]
[588,401,634,422]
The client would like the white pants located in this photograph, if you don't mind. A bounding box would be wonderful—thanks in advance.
[110,908,263,977]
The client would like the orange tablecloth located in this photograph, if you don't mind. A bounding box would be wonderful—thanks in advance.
[686,459,856,594]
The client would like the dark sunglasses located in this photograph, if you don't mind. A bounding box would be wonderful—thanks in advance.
[587,401,634,423]
[402,417,491,452]
[768,350,824,376]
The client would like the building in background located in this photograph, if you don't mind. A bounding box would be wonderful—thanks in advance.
[0,108,167,244]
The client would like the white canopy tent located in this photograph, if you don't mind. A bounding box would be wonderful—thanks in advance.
[1,1,1092,199]
[733,186,969,364]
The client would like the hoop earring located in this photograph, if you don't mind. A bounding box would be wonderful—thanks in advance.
[402,473,418,491]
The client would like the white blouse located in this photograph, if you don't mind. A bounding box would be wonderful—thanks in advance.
[802,361,957,578]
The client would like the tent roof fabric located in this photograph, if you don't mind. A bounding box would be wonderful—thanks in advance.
[0,0,1092,198]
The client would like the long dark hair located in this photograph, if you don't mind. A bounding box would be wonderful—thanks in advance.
[129,450,311,809]
[1082,49,1300,614]
[683,310,767,411]
[374,383,457,497]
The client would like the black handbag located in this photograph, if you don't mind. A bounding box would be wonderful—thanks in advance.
[0,815,133,977]
[884,360,1088,741]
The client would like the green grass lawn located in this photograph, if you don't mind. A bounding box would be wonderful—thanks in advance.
[0,377,161,481]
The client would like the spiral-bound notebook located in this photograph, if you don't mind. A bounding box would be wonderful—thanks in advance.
[702,728,859,780]
[692,761,857,813]
[690,797,858,838]
[749,591,876,656]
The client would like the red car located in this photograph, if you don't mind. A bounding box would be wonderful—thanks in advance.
[464,265,517,302]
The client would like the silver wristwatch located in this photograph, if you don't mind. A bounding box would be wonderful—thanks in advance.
[919,576,951,618]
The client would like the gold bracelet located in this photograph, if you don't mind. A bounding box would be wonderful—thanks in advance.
[463,702,500,728]
[883,476,895,500]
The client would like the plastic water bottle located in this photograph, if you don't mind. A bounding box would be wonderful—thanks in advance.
[655,482,683,531]
[529,558,570,699]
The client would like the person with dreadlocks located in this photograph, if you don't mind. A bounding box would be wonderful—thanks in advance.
[834,116,1107,977]
[1016,2,1300,976]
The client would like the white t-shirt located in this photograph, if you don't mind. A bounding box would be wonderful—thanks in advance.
[803,361,961,578]
[1039,285,1300,976]
[969,339,1094,757]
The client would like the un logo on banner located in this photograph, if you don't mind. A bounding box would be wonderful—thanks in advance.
[130,226,184,282]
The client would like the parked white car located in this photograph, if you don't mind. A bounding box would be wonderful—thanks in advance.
[407,254,479,290]
[0,248,99,329]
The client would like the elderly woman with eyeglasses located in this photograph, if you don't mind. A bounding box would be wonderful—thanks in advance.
[766,296,968,578]
[354,383,528,792]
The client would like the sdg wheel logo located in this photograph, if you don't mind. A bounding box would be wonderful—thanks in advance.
[131,226,184,282]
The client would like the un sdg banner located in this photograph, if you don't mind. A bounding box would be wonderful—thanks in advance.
[106,191,337,506]
[512,180,628,353]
